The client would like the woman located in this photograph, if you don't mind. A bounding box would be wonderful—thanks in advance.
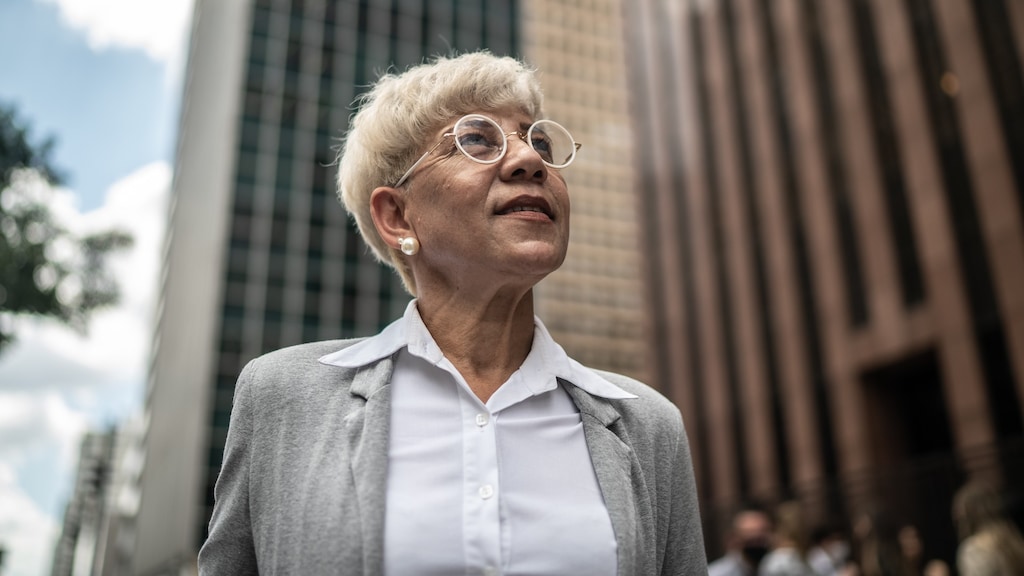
[198,51,706,575]
[758,501,819,576]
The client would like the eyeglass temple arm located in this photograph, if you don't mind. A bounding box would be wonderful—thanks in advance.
[393,136,450,187]
[564,142,582,165]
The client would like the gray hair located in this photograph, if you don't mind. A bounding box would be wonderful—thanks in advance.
[335,51,545,295]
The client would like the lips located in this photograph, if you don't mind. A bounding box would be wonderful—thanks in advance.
[495,195,554,219]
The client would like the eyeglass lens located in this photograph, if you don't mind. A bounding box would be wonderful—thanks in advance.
[454,115,577,168]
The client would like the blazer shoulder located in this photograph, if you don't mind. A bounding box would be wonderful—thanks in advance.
[236,338,383,425]
[246,338,364,374]
[238,338,371,400]
[591,369,679,412]
[259,338,365,362]
[587,368,685,436]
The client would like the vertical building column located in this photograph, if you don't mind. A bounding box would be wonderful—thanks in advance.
[735,0,823,496]
[815,0,886,490]
[712,0,783,501]
[772,0,863,516]
[702,0,782,501]
[868,0,997,464]
[930,0,1024,421]
[1007,1,1024,77]
[689,0,742,510]
[628,0,707,485]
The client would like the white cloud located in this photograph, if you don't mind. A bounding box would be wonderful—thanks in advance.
[0,161,171,576]
[0,463,60,576]
[1,162,170,389]
[38,0,193,64]
[58,161,169,377]
[0,392,86,576]
[0,392,88,466]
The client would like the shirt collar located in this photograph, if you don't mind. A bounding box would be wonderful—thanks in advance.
[318,300,636,401]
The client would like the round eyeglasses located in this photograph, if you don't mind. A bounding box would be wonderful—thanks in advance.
[393,114,582,187]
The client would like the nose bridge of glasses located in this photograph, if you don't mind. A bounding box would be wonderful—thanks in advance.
[504,130,529,146]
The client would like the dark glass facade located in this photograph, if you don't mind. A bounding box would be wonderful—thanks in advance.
[201,0,519,543]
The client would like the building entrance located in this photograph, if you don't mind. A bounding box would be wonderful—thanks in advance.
[861,349,958,564]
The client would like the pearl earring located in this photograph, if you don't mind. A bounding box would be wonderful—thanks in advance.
[399,236,420,256]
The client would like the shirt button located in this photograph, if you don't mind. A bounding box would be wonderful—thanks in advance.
[478,484,494,499]
[475,413,489,427]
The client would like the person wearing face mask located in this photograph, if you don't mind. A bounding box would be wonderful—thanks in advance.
[709,506,775,576]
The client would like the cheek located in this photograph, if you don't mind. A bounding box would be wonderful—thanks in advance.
[555,182,571,219]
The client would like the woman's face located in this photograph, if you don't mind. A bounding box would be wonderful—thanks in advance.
[401,109,571,292]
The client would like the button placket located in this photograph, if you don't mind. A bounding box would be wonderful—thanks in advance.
[477,407,501,572]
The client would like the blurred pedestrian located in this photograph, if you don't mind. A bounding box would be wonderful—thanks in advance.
[896,524,950,576]
[849,509,901,576]
[896,524,923,575]
[953,480,1024,576]
[808,521,852,576]
[922,560,949,576]
[759,500,819,576]
[709,505,775,576]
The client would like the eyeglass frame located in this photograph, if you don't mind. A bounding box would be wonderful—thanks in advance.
[392,113,582,188]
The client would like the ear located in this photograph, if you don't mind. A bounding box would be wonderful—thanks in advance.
[370,186,413,249]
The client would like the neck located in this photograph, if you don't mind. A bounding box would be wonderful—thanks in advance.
[416,287,536,403]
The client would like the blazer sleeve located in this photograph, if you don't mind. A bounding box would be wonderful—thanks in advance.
[198,359,260,575]
[662,407,707,576]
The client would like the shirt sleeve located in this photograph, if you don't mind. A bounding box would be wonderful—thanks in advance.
[662,407,708,575]
[198,359,260,575]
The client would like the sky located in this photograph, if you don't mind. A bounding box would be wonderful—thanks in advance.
[0,1,193,575]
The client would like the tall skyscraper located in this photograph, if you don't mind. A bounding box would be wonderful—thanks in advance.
[50,430,117,576]
[133,0,642,573]
[625,0,1024,561]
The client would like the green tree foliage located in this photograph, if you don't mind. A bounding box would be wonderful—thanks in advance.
[0,101,133,352]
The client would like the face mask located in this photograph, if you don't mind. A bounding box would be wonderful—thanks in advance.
[741,543,771,565]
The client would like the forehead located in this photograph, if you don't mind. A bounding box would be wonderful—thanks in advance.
[439,108,536,130]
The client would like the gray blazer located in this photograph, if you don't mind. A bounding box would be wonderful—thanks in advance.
[198,340,707,575]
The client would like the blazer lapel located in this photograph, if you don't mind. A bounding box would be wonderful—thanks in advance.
[344,357,394,576]
[564,382,650,576]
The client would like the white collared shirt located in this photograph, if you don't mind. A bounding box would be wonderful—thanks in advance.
[319,301,636,576]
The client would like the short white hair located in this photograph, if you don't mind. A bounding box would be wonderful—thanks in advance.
[336,51,545,295]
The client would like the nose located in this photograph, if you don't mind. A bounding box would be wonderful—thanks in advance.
[500,131,548,183]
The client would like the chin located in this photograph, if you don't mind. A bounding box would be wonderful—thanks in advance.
[520,242,567,266]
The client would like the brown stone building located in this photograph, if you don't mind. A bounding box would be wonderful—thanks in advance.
[623,0,1024,561]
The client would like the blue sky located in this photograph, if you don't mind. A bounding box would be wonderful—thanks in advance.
[0,0,175,210]
[0,1,191,575]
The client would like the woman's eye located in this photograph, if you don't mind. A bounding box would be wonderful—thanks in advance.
[457,129,502,157]
[531,135,554,161]
[458,131,492,147]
